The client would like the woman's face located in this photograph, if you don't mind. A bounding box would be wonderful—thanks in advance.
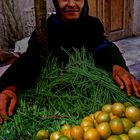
[58,0,84,21]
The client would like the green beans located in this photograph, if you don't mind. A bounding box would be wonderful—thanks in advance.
[21,48,140,117]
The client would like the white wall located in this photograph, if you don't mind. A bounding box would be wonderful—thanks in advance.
[17,0,55,37]
[0,0,55,49]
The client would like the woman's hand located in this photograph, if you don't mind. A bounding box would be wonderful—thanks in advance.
[112,65,140,97]
[0,86,17,124]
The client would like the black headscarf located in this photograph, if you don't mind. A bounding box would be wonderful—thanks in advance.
[52,0,89,20]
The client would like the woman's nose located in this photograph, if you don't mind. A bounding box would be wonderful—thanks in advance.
[67,0,76,7]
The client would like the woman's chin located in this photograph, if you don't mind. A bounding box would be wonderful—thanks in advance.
[63,13,80,21]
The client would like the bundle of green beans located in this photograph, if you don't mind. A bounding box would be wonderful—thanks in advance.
[21,48,140,117]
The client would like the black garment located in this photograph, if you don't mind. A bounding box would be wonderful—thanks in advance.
[0,15,128,91]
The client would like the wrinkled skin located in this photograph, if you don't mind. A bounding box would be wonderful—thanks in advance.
[112,65,140,97]
[58,0,84,21]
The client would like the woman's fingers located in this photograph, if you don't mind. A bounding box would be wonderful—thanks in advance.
[112,65,140,97]
[8,92,17,116]
[0,90,17,124]
[112,73,124,90]
[130,78,140,97]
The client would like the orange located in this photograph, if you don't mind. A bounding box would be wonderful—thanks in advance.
[94,110,102,120]
[36,129,49,140]
[112,102,125,117]
[125,106,140,122]
[128,126,140,140]
[58,136,71,140]
[96,111,110,123]
[107,135,122,140]
[121,118,134,133]
[84,128,100,140]
[109,112,118,120]
[119,134,130,140]
[109,117,124,134]
[96,122,111,139]
[83,126,92,132]
[50,131,62,140]
[135,120,140,127]
[82,116,94,122]
[61,124,71,134]
[89,113,94,120]
[70,125,84,140]
[102,104,112,113]
[80,119,94,129]
[63,129,72,139]
[93,119,98,128]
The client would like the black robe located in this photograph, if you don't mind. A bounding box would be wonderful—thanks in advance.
[0,15,128,91]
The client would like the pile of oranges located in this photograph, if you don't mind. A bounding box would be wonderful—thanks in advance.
[36,102,140,140]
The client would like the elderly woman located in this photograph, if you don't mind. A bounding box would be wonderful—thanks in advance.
[0,0,140,124]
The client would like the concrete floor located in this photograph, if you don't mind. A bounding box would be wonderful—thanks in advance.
[114,36,140,80]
